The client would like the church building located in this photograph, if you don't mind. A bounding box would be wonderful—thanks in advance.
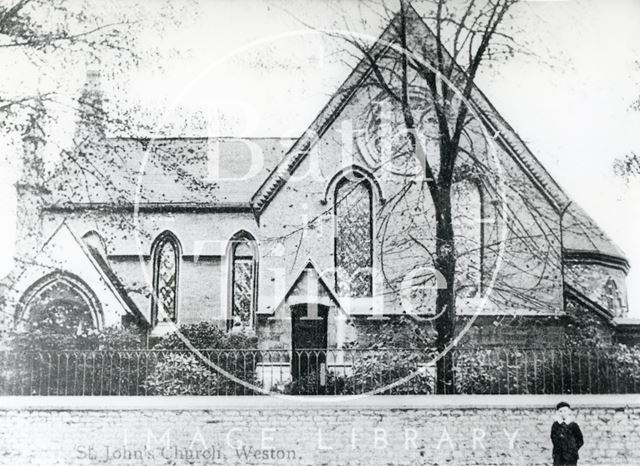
[5,5,637,356]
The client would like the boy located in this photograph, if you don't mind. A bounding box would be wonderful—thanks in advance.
[551,401,584,466]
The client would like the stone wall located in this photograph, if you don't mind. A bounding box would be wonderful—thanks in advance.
[0,396,638,465]
[565,262,629,316]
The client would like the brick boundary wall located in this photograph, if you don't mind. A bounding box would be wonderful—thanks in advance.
[0,395,638,465]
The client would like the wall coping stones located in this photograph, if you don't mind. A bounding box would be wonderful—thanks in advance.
[1,394,638,411]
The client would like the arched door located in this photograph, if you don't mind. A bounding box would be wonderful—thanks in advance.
[17,272,102,333]
[290,303,328,380]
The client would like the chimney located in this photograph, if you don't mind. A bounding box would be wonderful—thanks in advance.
[75,68,106,141]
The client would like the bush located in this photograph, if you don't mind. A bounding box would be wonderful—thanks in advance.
[454,349,523,394]
[152,322,257,351]
[344,351,434,394]
[345,315,436,350]
[282,349,434,395]
[143,322,260,395]
[141,353,216,396]
[283,370,346,395]
[0,327,146,395]
[453,345,640,394]
[0,326,145,351]
[142,351,260,396]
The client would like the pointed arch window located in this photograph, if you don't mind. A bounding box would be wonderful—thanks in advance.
[604,277,623,316]
[229,232,258,329]
[334,174,373,297]
[151,231,180,325]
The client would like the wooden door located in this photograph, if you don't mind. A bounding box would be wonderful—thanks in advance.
[291,304,328,380]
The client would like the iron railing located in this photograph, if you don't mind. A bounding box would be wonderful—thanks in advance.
[0,347,638,396]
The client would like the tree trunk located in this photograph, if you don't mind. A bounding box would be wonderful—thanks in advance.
[434,169,457,394]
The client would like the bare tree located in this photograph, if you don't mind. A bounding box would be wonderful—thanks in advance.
[329,0,534,393]
[266,0,563,393]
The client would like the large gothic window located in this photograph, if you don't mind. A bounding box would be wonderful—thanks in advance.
[229,232,257,329]
[335,174,373,297]
[152,231,180,325]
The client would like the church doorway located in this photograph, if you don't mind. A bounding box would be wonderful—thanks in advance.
[16,271,102,334]
[290,303,328,380]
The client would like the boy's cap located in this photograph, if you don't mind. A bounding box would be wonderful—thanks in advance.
[556,401,571,410]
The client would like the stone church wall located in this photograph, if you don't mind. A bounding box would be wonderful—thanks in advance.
[565,262,629,316]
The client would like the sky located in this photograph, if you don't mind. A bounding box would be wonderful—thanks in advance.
[1,0,639,314]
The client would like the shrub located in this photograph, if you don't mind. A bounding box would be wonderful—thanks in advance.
[454,349,523,394]
[152,322,257,351]
[142,351,260,396]
[453,345,640,394]
[283,370,346,395]
[141,353,216,396]
[282,349,435,395]
[0,326,145,351]
[0,327,146,395]
[144,322,260,395]
[346,315,435,349]
[343,351,434,394]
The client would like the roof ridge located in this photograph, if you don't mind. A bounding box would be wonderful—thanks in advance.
[247,4,627,265]
[250,12,402,211]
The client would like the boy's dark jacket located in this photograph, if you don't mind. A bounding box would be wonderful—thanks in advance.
[551,421,584,463]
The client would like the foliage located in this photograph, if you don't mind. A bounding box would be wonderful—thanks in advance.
[614,152,640,180]
[0,326,145,395]
[283,370,346,395]
[151,321,258,350]
[142,322,260,395]
[342,350,434,394]
[564,299,613,349]
[454,345,640,394]
[283,349,434,395]
[609,344,640,391]
[0,0,183,128]
[142,350,260,396]
[141,353,217,396]
[0,325,144,351]
[346,315,436,349]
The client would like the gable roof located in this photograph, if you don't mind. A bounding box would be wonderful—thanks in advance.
[49,222,147,323]
[250,19,398,213]
[46,137,296,209]
[46,5,626,267]
[250,5,568,212]
[262,260,343,315]
[6,221,146,327]
[249,4,626,265]
[83,244,148,326]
